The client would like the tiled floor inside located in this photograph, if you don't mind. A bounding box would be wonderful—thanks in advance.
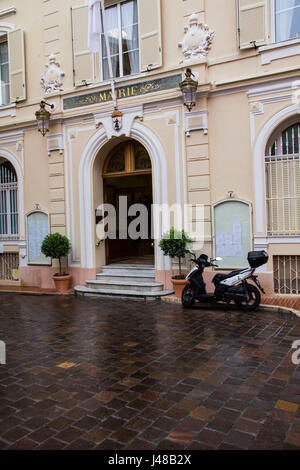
[0,293,300,450]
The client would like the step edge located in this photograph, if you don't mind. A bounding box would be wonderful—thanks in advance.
[101,265,154,270]
[74,286,174,297]
[86,280,163,287]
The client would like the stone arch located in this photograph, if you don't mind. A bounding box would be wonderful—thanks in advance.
[78,122,170,270]
[253,103,298,237]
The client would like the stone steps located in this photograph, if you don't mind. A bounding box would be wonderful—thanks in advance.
[74,264,173,300]
[100,264,155,277]
[75,285,173,301]
[96,272,155,283]
[86,279,164,292]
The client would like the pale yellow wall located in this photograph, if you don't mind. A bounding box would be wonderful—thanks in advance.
[0,0,44,105]
[0,0,298,120]
[0,0,299,285]
[209,92,253,204]
[206,0,238,61]
[24,129,50,215]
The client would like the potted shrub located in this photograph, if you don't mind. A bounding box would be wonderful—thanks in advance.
[41,233,72,293]
[159,228,192,297]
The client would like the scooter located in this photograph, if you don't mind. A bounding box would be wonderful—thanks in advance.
[182,250,268,311]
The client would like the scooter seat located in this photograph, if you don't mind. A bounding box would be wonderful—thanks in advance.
[212,269,245,285]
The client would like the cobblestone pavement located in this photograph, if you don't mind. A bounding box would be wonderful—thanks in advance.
[0,293,300,450]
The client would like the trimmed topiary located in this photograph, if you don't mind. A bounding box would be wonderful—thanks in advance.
[41,233,71,276]
[159,228,192,279]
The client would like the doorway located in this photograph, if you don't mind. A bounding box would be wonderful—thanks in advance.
[103,140,154,265]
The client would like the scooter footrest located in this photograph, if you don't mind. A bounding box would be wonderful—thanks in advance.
[198,294,214,302]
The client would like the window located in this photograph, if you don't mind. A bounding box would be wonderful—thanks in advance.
[101,0,139,80]
[265,122,300,236]
[275,0,300,42]
[104,141,151,176]
[0,35,9,105]
[106,146,126,173]
[0,28,26,104]
[71,0,162,86]
[0,160,18,239]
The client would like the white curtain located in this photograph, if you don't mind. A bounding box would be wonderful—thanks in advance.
[88,0,115,81]
[275,0,298,42]
[102,6,119,79]
[121,0,139,75]
[88,0,102,53]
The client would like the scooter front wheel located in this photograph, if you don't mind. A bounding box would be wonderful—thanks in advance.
[234,284,261,312]
[182,283,195,308]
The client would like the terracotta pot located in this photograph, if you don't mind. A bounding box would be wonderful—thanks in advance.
[171,278,187,298]
[52,274,72,293]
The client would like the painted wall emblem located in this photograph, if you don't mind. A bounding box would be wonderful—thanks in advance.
[111,109,123,132]
[41,54,64,94]
[178,13,214,62]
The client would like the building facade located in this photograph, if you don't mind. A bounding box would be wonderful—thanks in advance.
[0,0,299,295]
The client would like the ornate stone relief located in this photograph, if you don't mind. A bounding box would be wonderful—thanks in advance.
[41,54,64,94]
[94,106,144,139]
[178,13,214,63]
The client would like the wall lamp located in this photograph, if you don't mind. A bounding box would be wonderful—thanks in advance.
[179,68,198,112]
[35,100,55,136]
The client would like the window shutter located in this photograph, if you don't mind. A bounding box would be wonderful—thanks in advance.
[71,5,95,86]
[8,29,26,102]
[237,0,267,49]
[138,0,162,72]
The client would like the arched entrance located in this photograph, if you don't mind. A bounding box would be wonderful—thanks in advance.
[103,139,154,264]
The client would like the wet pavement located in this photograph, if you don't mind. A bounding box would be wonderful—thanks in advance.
[0,293,300,450]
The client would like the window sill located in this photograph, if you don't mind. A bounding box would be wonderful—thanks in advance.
[255,236,300,244]
[259,37,300,65]
[0,236,20,242]
[0,103,16,118]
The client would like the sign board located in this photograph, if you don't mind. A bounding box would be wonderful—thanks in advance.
[63,74,182,110]
[213,200,252,269]
[27,211,51,265]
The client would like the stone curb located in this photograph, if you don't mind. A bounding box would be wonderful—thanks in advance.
[0,290,74,296]
[258,304,300,318]
[0,289,299,319]
[161,295,300,318]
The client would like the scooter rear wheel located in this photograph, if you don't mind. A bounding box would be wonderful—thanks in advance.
[182,283,195,308]
[234,284,261,311]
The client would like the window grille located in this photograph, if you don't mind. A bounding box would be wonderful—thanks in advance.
[265,123,300,236]
[273,255,300,295]
[0,161,18,240]
[0,252,19,281]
